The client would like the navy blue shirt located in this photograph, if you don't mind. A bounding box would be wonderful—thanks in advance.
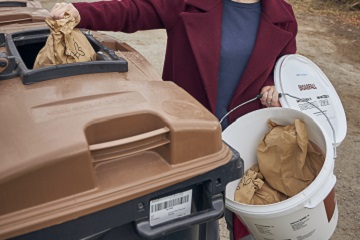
[216,0,261,129]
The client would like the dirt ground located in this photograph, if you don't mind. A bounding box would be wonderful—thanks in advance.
[39,0,359,239]
[285,1,360,239]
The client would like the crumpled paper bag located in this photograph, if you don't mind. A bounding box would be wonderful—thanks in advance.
[257,119,325,197]
[33,12,96,69]
[235,164,288,205]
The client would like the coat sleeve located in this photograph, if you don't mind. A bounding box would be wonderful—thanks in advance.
[262,3,298,88]
[73,0,184,32]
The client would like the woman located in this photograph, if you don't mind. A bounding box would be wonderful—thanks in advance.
[51,0,298,239]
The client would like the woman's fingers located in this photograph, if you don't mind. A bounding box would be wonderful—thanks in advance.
[50,2,67,19]
[260,86,281,107]
[260,90,269,106]
[267,87,274,106]
[50,3,80,24]
[260,86,270,106]
[271,89,281,107]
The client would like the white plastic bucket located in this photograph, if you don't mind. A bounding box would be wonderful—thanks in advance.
[223,108,338,240]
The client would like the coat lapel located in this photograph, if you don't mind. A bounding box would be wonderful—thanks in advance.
[182,0,222,112]
[231,0,296,102]
[181,0,296,112]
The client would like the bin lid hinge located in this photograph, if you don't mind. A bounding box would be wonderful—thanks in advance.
[0,33,5,47]
[0,52,18,80]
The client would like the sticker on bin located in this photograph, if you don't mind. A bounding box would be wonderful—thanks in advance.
[149,189,192,226]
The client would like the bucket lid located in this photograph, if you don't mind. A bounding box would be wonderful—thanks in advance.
[274,54,347,146]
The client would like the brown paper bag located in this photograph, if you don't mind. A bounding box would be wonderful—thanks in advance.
[257,119,325,197]
[33,12,96,69]
[235,164,288,205]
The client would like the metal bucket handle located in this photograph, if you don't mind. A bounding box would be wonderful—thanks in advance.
[220,93,337,159]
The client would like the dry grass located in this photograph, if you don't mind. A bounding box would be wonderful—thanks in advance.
[288,0,360,27]
[321,0,360,10]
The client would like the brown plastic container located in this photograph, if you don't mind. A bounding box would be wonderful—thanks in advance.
[0,1,48,26]
[0,26,239,239]
[0,23,161,83]
[0,0,42,8]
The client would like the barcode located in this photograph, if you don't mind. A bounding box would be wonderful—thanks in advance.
[298,101,319,111]
[151,195,190,213]
[296,229,315,240]
[319,99,330,106]
[254,224,273,235]
[291,222,304,231]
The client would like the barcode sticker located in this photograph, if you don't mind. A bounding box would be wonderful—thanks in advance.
[290,215,310,231]
[149,189,192,226]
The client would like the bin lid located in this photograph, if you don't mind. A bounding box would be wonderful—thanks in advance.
[274,54,347,146]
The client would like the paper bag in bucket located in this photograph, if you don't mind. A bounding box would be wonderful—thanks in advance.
[33,12,96,69]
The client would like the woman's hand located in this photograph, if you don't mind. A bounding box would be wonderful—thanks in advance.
[51,3,80,24]
[260,86,281,107]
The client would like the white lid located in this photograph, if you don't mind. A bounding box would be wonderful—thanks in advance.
[274,54,347,146]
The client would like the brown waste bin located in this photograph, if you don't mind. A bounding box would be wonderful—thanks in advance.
[0,0,48,26]
[0,0,42,8]
[0,26,243,240]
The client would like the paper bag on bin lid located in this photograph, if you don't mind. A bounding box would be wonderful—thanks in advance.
[257,119,325,197]
[33,12,96,69]
[235,164,288,205]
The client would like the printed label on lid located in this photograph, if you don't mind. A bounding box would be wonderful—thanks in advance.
[274,54,347,146]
